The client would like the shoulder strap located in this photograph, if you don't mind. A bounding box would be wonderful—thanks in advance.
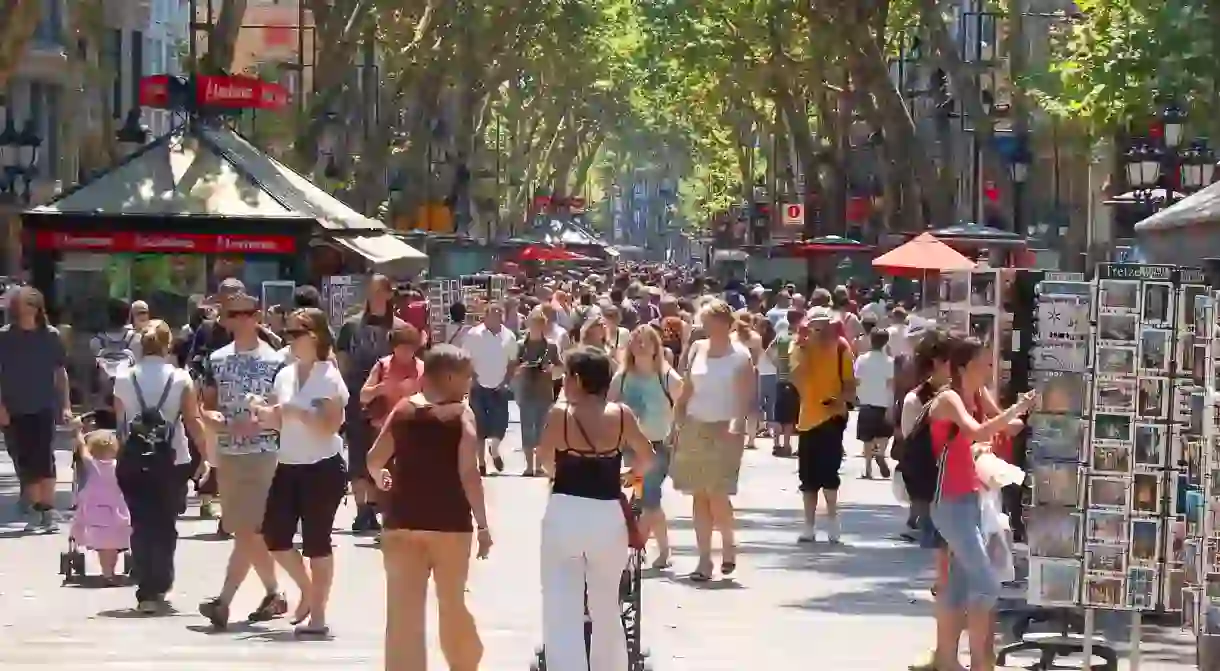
[658,368,674,407]
[152,374,176,415]
[130,374,150,415]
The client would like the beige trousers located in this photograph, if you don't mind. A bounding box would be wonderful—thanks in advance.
[381,529,482,671]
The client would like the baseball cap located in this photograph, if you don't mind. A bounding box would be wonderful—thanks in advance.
[806,306,838,325]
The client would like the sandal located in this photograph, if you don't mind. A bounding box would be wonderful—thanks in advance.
[721,561,737,576]
[198,597,230,630]
[688,570,712,582]
[650,555,672,570]
[294,624,331,638]
[247,592,288,622]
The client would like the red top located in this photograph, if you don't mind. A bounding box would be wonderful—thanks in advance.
[930,393,990,499]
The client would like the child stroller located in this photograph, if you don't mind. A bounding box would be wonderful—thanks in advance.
[59,412,133,584]
[531,481,653,671]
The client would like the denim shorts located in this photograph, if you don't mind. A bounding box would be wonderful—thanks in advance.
[758,374,779,422]
[930,491,1001,609]
[640,441,671,510]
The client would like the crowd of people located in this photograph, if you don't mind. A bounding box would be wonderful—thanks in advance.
[0,267,1031,671]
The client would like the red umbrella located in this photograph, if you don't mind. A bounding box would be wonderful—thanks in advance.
[871,232,976,277]
[515,245,591,262]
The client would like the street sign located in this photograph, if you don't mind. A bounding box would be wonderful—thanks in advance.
[782,202,804,227]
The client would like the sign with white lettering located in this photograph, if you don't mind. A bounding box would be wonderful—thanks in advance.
[32,231,297,254]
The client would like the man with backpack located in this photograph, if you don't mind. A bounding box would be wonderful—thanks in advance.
[90,299,141,430]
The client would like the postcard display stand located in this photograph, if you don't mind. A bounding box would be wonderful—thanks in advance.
[1183,288,1217,651]
[937,267,1013,392]
[1090,264,1207,669]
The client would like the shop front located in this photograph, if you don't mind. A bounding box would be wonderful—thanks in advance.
[21,120,425,331]
[22,216,308,330]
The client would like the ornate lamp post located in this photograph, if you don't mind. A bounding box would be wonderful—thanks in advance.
[0,113,42,205]
[1009,135,1031,234]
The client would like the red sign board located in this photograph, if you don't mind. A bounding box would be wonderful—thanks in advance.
[197,75,290,110]
[138,75,172,108]
[33,231,297,255]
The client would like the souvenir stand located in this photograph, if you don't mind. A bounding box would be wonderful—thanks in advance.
[1183,288,1217,662]
[937,266,1015,392]
[424,273,515,345]
[998,263,1210,671]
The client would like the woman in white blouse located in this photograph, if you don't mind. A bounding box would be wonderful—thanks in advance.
[251,307,348,637]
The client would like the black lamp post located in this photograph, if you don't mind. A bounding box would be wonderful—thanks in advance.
[1123,104,1216,214]
[0,108,42,205]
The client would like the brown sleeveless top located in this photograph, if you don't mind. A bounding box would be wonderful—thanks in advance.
[383,399,473,532]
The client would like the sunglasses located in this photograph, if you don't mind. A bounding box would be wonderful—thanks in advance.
[284,328,311,339]
[225,309,258,318]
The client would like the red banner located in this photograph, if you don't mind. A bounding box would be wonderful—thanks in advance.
[33,231,297,255]
[138,75,171,108]
[197,75,290,110]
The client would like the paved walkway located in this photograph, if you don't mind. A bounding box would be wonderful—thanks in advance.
[0,415,1199,669]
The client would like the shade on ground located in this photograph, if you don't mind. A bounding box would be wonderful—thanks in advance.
[872,232,976,276]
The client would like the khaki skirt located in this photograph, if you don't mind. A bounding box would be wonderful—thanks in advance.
[670,420,745,496]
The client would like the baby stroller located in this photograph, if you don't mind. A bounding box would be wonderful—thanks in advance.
[531,480,653,671]
[59,412,133,584]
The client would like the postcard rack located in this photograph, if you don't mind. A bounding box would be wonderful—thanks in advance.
[937,267,1015,393]
[1183,288,1218,647]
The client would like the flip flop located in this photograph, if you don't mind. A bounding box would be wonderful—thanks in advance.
[688,570,712,583]
[721,561,737,576]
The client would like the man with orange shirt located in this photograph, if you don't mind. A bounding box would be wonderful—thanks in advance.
[790,307,856,543]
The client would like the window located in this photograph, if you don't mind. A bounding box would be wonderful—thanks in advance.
[35,0,63,43]
[131,30,145,111]
[150,38,164,75]
[105,30,122,118]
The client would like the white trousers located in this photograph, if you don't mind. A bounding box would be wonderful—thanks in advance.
[541,493,629,671]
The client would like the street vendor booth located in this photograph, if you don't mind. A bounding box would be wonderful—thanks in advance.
[519,217,618,262]
[22,120,425,330]
[1132,179,1220,265]
[927,223,1030,267]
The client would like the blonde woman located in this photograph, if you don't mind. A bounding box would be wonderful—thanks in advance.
[670,300,753,581]
[608,325,683,568]
[579,318,610,354]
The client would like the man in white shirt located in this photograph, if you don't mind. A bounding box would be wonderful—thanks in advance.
[459,303,518,474]
[885,306,913,359]
[765,290,792,328]
[853,328,894,479]
[860,292,888,326]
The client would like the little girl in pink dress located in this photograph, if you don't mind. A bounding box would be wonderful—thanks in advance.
[71,430,131,584]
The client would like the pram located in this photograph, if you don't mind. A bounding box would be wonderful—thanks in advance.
[59,412,133,584]
[531,481,653,671]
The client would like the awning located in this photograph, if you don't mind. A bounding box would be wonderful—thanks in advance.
[333,234,428,276]
[872,232,976,277]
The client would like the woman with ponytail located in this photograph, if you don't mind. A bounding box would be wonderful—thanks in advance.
[923,336,1037,671]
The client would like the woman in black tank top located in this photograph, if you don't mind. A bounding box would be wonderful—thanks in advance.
[536,346,655,671]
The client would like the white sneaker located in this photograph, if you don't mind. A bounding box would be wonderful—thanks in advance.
[23,511,41,532]
[797,525,817,543]
[826,517,842,544]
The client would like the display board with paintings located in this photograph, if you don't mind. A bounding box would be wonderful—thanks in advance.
[1082,264,1207,612]
[1026,272,1090,607]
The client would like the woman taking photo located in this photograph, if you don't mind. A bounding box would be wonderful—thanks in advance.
[250,308,349,636]
[670,300,753,581]
[537,347,654,671]
[608,325,683,569]
[113,320,209,613]
[926,336,1036,671]
[515,309,560,476]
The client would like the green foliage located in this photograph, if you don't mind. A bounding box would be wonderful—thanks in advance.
[1029,0,1218,133]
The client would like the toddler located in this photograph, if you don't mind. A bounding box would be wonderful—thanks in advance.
[70,429,132,584]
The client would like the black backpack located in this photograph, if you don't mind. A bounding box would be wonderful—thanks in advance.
[120,374,178,473]
[899,387,956,502]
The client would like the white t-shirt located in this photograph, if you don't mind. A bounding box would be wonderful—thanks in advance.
[860,301,888,325]
[462,323,519,388]
[113,356,191,465]
[273,361,348,465]
[854,350,894,408]
[687,341,752,422]
[887,323,912,359]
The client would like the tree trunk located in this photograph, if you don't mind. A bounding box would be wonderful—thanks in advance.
[201,0,249,75]
[0,0,44,91]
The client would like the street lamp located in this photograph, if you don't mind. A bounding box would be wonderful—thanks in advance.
[1124,143,1161,189]
[1009,135,1031,235]
[115,108,151,155]
[17,120,41,175]
[1178,140,1216,191]
[1162,103,1187,149]
[0,113,39,204]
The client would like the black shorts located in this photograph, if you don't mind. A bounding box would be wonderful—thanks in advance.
[344,413,375,483]
[4,410,57,484]
[798,415,847,492]
[774,381,801,426]
[856,405,894,442]
[263,454,347,557]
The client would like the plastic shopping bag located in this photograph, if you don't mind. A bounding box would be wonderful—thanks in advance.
[987,529,1016,584]
[892,469,910,504]
[975,451,1025,489]
[980,487,1015,583]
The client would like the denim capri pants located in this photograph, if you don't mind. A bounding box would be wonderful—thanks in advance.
[640,441,671,510]
[758,374,779,422]
[929,491,1001,609]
